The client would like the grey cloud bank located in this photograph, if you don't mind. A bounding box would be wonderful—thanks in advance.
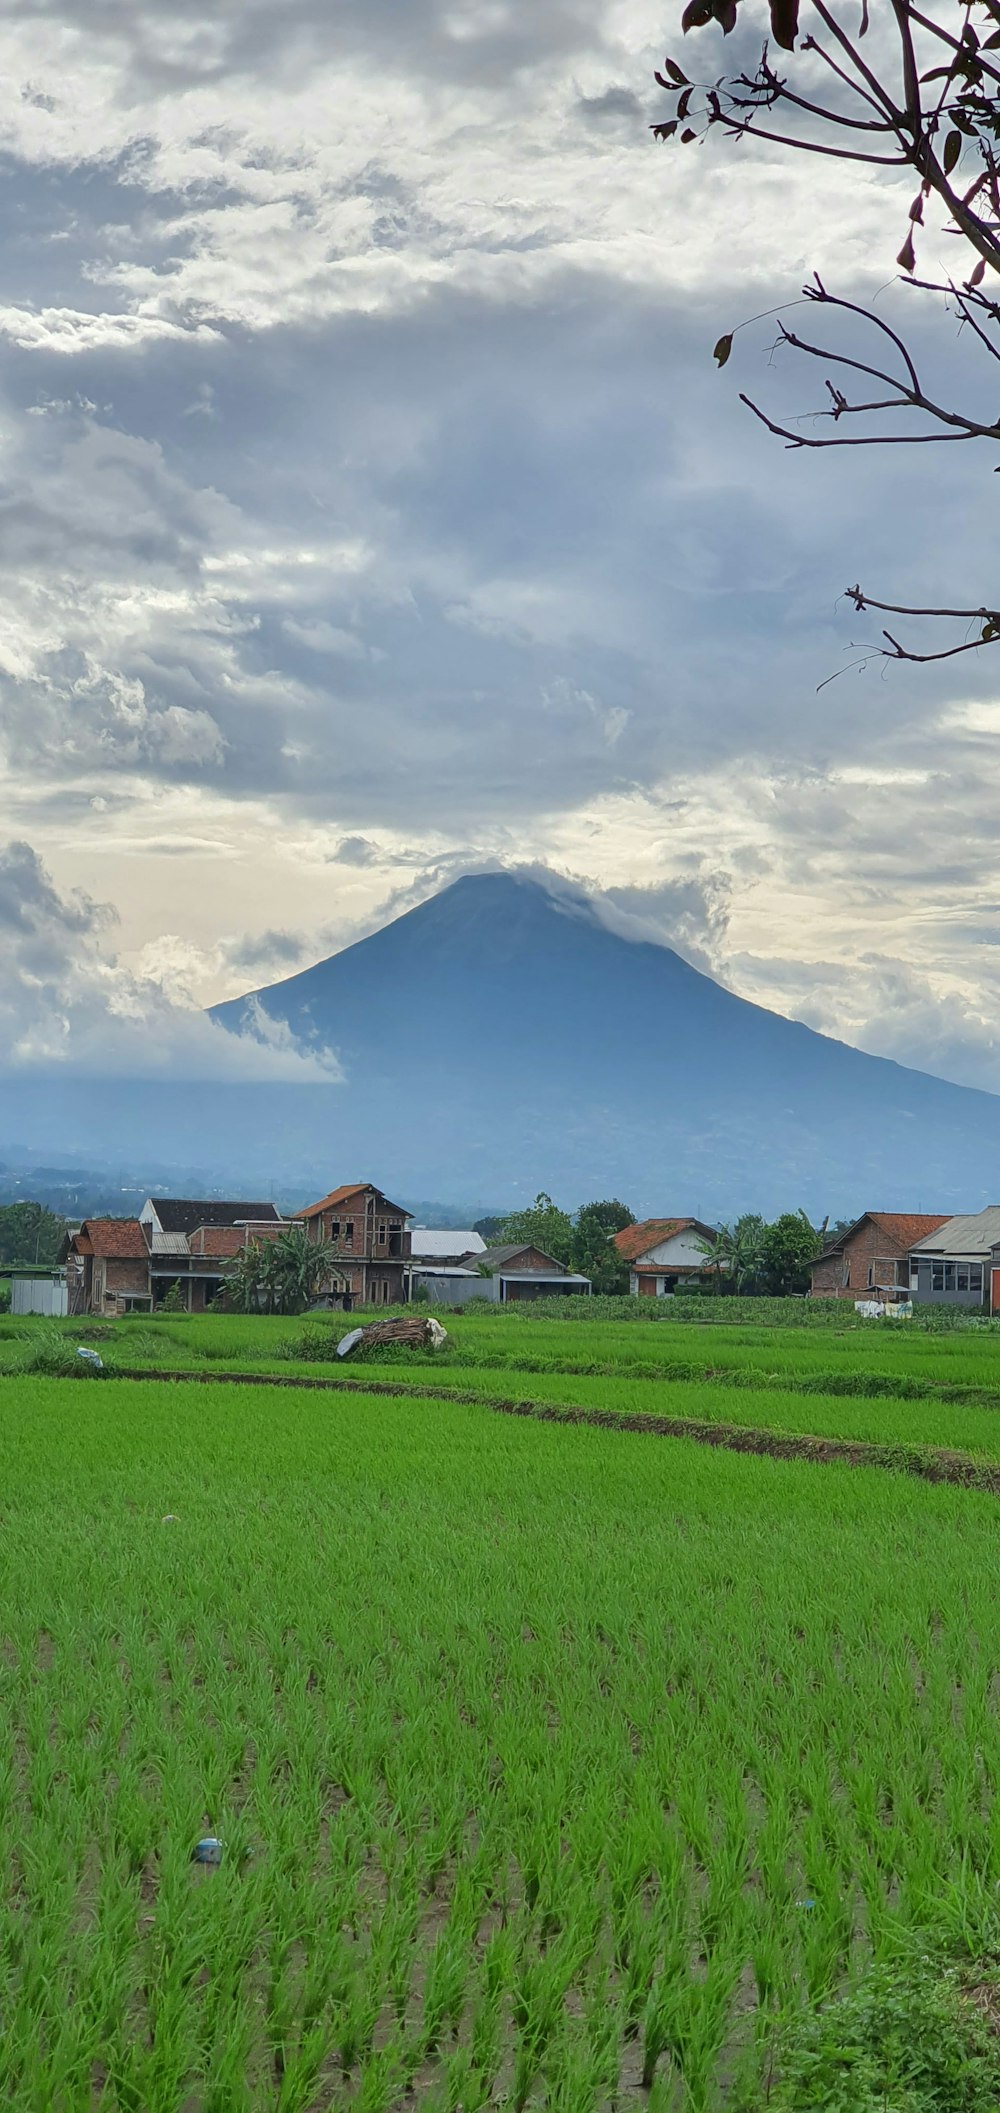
[0,0,998,1107]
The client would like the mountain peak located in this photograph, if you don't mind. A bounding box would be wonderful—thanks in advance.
[201,870,1000,1214]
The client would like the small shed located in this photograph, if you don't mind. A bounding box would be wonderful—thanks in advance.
[10,1274,68,1318]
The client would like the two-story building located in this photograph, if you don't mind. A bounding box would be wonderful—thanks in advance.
[299,1183,411,1306]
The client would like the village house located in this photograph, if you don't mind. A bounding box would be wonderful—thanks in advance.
[62,1199,288,1316]
[299,1183,412,1307]
[613,1219,717,1297]
[137,1197,284,1312]
[62,1218,153,1316]
[810,1213,950,1301]
[907,1209,1000,1308]
[454,1243,591,1303]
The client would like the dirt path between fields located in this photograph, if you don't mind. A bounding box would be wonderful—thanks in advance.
[79,1366,1000,1494]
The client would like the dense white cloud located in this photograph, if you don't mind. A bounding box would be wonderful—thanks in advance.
[0,0,997,1094]
[0,839,337,1079]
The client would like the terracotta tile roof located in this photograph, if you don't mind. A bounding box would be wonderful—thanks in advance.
[299,1183,410,1220]
[632,1261,715,1275]
[77,1218,148,1260]
[614,1218,709,1264]
[820,1212,950,1258]
[868,1212,951,1250]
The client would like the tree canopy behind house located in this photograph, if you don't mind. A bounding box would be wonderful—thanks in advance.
[0,1202,67,1268]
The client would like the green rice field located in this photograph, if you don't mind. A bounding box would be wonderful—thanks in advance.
[5,1306,1000,2105]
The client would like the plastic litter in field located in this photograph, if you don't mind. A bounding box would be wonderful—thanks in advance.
[161,1514,180,1523]
[191,1837,224,1865]
[76,1347,104,1369]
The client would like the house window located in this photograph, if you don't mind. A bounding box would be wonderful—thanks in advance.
[343,1221,354,1249]
[328,1220,340,1243]
[970,1264,984,1296]
[867,1263,874,1288]
[842,1256,851,1287]
[932,1264,944,1292]
[377,1221,387,1248]
[958,1266,970,1293]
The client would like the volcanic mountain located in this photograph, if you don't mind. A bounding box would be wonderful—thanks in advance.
[201,870,1000,1217]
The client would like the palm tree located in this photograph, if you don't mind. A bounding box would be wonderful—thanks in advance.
[225,1224,345,1315]
[694,1215,765,1295]
[271,1224,343,1313]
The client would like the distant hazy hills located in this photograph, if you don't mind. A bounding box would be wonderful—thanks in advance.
[4,871,1000,1215]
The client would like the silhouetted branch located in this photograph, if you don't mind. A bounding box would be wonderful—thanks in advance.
[655,0,1000,665]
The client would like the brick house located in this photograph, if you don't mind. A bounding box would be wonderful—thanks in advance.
[810,1212,950,1300]
[613,1218,718,1297]
[299,1183,412,1306]
[63,1201,292,1315]
[62,1219,152,1316]
[461,1244,591,1302]
[137,1197,284,1311]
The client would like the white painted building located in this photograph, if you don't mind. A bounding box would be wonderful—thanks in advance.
[613,1218,718,1298]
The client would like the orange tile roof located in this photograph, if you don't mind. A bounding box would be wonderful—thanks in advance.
[867,1212,951,1249]
[614,1218,704,1263]
[76,1218,148,1260]
[821,1212,951,1258]
[299,1183,410,1220]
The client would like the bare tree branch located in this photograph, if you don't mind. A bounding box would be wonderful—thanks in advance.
[655,0,1000,664]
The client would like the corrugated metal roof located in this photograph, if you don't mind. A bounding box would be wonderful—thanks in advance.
[909,1208,1000,1254]
[499,1271,591,1285]
[409,1230,485,1259]
[408,1264,481,1278]
[148,1231,190,1257]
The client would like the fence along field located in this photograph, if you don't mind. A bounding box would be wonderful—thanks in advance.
[5,1328,1000,2108]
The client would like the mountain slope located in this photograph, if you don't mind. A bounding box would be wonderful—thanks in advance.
[203,871,1000,1215]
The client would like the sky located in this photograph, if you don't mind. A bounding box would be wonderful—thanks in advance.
[3,0,1000,1092]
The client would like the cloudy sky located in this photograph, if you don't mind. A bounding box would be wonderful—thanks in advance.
[2,0,1000,1090]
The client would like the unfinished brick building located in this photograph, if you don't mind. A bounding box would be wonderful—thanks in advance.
[810,1212,949,1300]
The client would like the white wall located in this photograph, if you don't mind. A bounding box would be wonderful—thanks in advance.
[635,1230,709,1269]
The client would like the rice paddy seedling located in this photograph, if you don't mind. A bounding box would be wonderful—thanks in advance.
[3,1322,1000,2104]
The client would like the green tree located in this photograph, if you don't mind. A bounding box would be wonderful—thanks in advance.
[758,1211,822,1296]
[694,1214,765,1293]
[573,1200,635,1294]
[160,1279,186,1313]
[496,1193,575,1267]
[228,1226,342,1316]
[0,1202,67,1267]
